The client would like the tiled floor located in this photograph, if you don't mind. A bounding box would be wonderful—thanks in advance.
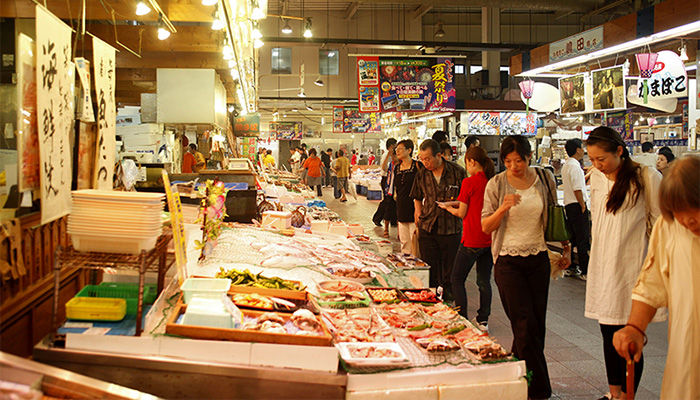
[324,187,668,399]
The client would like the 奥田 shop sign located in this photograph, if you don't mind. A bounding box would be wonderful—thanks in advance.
[549,26,603,63]
[357,57,455,113]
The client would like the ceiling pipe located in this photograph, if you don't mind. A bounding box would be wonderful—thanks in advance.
[343,0,603,13]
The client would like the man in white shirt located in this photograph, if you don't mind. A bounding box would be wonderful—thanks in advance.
[289,148,301,174]
[632,141,657,168]
[562,138,590,280]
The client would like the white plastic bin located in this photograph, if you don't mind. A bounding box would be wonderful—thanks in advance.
[180,278,231,304]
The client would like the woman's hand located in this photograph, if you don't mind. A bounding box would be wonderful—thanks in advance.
[558,245,572,269]
[613,326,645,362]
[498,194,521,213]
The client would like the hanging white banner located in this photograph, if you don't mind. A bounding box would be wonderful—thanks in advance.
[92,36,116,190]
[74,57,95,123]
[36,6,73,225]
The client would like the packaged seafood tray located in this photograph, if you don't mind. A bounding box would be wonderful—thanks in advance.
[386,253,429,270]
[336,342,410,367]
[317,279,366,294]
[325,266,376,284]
[365,287,407,303]
[314,291,370,310]
[399,288,440,303]
[166,300,333,347]
[321,308,396,343]
[230,291,317,313]
[459,337,512,362]
[406,323,466,354]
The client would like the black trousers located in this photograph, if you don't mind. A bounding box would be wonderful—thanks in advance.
[564,203,591,275]
[600,324,644,393]
[418,228,460,300]
[494,251,551,399]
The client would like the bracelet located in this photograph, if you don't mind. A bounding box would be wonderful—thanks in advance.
[625,323,648,345]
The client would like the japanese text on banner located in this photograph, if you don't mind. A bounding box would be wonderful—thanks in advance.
[92,36,117,190]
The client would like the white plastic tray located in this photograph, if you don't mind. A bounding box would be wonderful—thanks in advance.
[336,342,409,366]
[71,234,158,254]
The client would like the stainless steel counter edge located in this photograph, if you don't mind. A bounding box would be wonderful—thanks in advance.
[33,338,348,387]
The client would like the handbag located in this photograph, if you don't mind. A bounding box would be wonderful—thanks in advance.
[411,227,421,258]
[535,167,572,242]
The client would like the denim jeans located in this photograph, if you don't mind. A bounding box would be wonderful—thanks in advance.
[331,176,340,198]
[451,245,493,322]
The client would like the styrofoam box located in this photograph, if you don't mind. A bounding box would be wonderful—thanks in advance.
[115,123,162,135]
[180,278,231,304]
[71,234,158,254]
[182,296,233,329]
[261,211,292,230]
[310,220,329,232]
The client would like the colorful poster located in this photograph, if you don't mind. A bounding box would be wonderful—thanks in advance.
[637,50,688,100]
[357,56,379,86]
[606,110,634,141]
[237,137,257,160]
[16,33,40,193]
[549,26,603,63]
[333,106,380,133]
[559,73,586,114]
[500,112,538,136]
[333,107,343,121]
[233,114,260,136]
[36,6,73,225]
[272,122,302,140]
[591,66,626,111]
[92,36,116,190]
[374,58,455,112]
[359,86,380,112]
[467,112,500,135]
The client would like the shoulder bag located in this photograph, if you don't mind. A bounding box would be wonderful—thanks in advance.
[535,167,572,242]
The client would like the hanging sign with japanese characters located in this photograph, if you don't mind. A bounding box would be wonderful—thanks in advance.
[36,6,73,225]
[637,50,688,100]
[549,26,603,63]
[92,36,117,190]
[17,34,40,193]
[74,57,95,123]
[332,106,380,133]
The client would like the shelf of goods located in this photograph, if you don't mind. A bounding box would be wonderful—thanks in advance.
[36,226,526,400]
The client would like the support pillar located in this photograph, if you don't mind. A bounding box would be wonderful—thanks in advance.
[481,7,501,90]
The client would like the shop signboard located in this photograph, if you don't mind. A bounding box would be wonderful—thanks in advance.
[272,121,302,140]
[357,57,455,113]
[549,26,603,63]
[606,110,633,142]
[36,6,73,225]
[233,113,260,136]
[591,65,626,111]
[237,136,257,160]
[16,33,40,193]
[637,50,688,100]
[466,112,500,135]
[332,106,380,133]
[500,112,538,136]
[559,73,587,114]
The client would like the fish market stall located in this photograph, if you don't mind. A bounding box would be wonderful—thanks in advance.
[34,226,526,399]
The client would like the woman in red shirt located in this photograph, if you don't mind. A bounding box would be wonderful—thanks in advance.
[440,146,495,331]
[302,148,325,197]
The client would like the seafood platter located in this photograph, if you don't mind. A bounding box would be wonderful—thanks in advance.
[386,253,430,269]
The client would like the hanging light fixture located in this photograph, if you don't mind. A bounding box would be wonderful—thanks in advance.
[434,22,446,38]
[202,0,218,5]
[135,0,151,16]
[228,59,236,68]
[679,40,689,61]
[291,108,298,112]
[211,6,225,30]
[281,19,292,34]
[250,0,265,20]
[223,43,234,60]
[157,15,171,40]
[252,22,263,39]
[253,38,265,49]
[303,18,313,38]
[314,76,324,86]
[297,88,306,97]
[306,103,314,111]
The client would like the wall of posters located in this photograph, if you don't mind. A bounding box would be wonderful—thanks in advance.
[271,122,302,140]
[591,66,626,111]
[16,33,40,193]
[637,50,688,100]
[36,6,73,225]
[92,36,116,190]
[559,73,586,114]
[357,57,455,113]
[332,106,380,133]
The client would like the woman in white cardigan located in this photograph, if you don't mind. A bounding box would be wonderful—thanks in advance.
[585,126,665,400]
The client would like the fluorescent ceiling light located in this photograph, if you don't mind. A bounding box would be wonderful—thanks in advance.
[519,20,700,76]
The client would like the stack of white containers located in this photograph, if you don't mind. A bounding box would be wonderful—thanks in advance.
[68,190,165,254]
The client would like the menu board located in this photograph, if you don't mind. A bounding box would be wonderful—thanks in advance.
[237,137,257,160]
[357,57,455,113]
[271,122,302,140]
[332,106,380,133]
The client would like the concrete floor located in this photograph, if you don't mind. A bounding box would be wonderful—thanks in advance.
[323,187,668,400]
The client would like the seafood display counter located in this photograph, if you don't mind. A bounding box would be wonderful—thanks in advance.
[34,226,526,399]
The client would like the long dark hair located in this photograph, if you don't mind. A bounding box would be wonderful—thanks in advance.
[586,126,644,214]
[466,146,495,179]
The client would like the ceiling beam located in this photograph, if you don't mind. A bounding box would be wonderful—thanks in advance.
[412,5,433,20]
[262,36,527,52]
[115,51,228,69]
[80,25,223,54]
[344,3,359,20]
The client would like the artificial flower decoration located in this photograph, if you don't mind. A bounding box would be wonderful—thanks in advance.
[195,180,228,257]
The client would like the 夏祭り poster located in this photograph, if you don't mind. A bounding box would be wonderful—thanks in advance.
[591,66,626,111]
[559,73,587,114]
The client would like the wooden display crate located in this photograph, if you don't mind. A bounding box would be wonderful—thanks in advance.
[228,282,308,301]
[165,298,332,347]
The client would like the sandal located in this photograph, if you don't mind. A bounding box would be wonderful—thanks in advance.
[382,230,390,238]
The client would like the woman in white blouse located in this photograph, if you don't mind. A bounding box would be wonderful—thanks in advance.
[482,135,571,400]
[585,126,664,400]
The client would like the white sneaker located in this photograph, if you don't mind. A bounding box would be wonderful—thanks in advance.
[472,318,488,333]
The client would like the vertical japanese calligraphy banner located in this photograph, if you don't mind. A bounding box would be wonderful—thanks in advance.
[92,36,116,190]
[17,33,40,193]
[36,6,73,225]
[74,58,95,123]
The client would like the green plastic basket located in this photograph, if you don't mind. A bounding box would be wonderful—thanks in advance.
[99,282,157,304]
[77,284,153,315]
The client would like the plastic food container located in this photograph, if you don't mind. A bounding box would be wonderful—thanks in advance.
[181,278,231,304]
[310,220,330,233]
[336,342,409,367]
[76,284,154,315]
[376,240,393,256]
[66,297,127,321]
[182,296,234,329]
[71,234,158,254]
